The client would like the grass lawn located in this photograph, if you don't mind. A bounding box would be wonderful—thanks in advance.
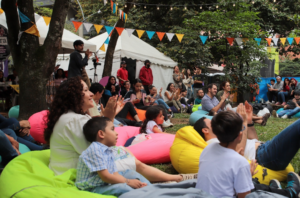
[152,113,300,176]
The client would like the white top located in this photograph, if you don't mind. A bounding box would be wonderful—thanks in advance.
[164,90,174,102]
[88,100,100,117]
[49,111,91,175]
[196,143,254,198]
[207,138,258,161]
[146,120,162,134]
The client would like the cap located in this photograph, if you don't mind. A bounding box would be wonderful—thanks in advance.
[276,76,281,79]
[144,60,151,65]
[121,61,126,64]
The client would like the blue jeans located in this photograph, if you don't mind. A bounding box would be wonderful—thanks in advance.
[277,91,288,102]
[256,119,300,170]
[89,169,151,196]
[278,107,300,118]
[187,87,193,99]
[0,130,18,166]
[154,99,170,110]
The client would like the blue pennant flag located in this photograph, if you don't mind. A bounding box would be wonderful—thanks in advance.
[287,37,294,45]
[113,3,116,14]
[18,9,31,23]
[105,26,114,35]
[254,38,262,46]
[146,31,155,40]
[123,13,126,21]
[199,36,208,44]
[104,37,110,44]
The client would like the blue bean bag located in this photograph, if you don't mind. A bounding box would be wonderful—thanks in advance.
[276,108,300,118]
[0,143,30,168]
[8,105,19,119]
[189,110,213,126]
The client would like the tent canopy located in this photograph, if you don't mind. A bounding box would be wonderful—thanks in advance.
[0,13,97,53]
[89,32,177,67]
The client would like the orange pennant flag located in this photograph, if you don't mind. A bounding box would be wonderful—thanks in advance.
[94,24,103,34]
[0,8,4,14]
[265,38,272,46]
[295,37,300,45]
[226,38,234,46]
[100,44,105,52]
[175,34,184,42]
[111,0,113,12]
[43,16,51,26]
[136,30,145,38]
[280,38,287,45]
[24,23,40,37]
[156,32,165,41]
[72,21,83,32]
[242,38,249,43]
[115,27,124,36]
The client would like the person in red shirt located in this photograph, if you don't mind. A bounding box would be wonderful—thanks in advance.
[139,60,153,95]
[117,61,128,90]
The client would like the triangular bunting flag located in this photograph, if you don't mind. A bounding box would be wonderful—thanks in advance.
[18,9,31,23]
[123,12,126,21]
[103,0,107,6]
[166,33,175,42]
[295,37,300,45]
[34,14,41,22]
[156,32,166,41]
[125,14,127,22]
[113,3,116,14]
[126,29,135,37]
[110,0,113,12]
[94,25,103,34]
[200,35,208,44]
[176,34,184,43]
[104,37,109,44]
[109,30,113,37]
[146,31,155,40]
[272,38,279,46]
[83,23,93,32]
[265,38,272,46]
[24,23,40,37]
[254,38,261,46]
[0,8,3,14]
[72,21,83,32]
[136,30,145,38]
[100,44,105,52]
[235,38,242,46]
[43,16,51,26]
[115,27,124,36]
[226,38,234,46]
[242,38,249,43]
[287,37,294,45]
[105,26,114,35]
[120,10,123,20]
[280,38,286,45]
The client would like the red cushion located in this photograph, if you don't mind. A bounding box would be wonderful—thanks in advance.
[28,110,49,144]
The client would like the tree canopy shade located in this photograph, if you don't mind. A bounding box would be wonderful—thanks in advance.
[2,0,71,119]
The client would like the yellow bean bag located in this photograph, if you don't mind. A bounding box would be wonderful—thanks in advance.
[170,126,294,185]
[0,150,116,198]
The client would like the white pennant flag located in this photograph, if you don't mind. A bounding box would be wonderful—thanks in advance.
[235,38,242,46]
[272,38,279,46]
[166,33,175,42]
[34,14,42,23]
[103,0,107,5]
[126,28,135,37]
[119,9,122,19]
[83,23,93,32]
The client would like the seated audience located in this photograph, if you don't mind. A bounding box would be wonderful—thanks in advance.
[195,89,204,105]
[180,90,194,106]
[54,68,67,88]
[173,66,185,90]
[195,108,300,198]
[266,79,276,104]
[103,76,120,106]
[75,117,149,197]
[7,68,18,84]
[117,61,128,91]
[216,81,235,109]
[276,90,300,119]
[0,130,19,166]
[267,76,283,103]
[289,78,297,98]
[120,81,131,98]
[193,66,204,99]
[276,78,290,106]
[149,85,173,116]
[164,83,186,113]
[0,70,11,110]
[183,69,194,99]
[45,77,183,183]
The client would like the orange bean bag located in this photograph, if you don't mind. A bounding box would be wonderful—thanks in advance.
[126,108,146,121]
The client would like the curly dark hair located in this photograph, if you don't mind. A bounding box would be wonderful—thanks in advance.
[44,77,84,144]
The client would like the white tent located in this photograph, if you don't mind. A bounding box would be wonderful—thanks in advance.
[57,32,177,91]
[0,13,97,53]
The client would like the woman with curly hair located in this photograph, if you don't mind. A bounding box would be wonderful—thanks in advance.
[44,77,185,182]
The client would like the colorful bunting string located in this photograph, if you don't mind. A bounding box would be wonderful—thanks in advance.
[166,33,175,42]
[136,30,145,38]
[0,8,3,15]
[104,37,110,44]
[105,26,114,35]
[126,29,135,37]
[200,36,208,44]
[254,38,261,46]
[100,44,105,52]
[280,38,286,45]
[295,37,300,45]
[272,38,279,46]
[115,27,125,36]
[235,38,243,46]
[176,34,184,43]
[94,25,104,34]
[226,38,234,46]
[287,37,294,45]
[43,16,51,26]
[265,38,272,46]
[18,9,31,23]
[83,23,93,32]
[72,21,83,32]
[24,22,40,37]
[146,31,156,40]
[156,32,165,41]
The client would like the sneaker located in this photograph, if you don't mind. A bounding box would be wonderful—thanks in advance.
[269,179,282,189]
[166,119,173,126]
[180,173,198,181]
[272,110,278,118]
[285,172,300,198]
[266,100,271,104]
[282,102,287,106]
[162,120,171,128]
[275,102,281,105]
[282,114,288,119]
[272,101,276,104]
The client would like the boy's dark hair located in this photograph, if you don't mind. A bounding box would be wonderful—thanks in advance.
[295,90,300,96]
[73,40,84,48]
[83,117,112,142]
[194,117,208,141]
[212,111,243,144]
[207,83,217,90]
[90,83,104,94]
[270,79,275,82]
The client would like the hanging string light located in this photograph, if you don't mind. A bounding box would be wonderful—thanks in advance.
[184,6,187,10]
[144,5,146,9]
[170,7,173,10]
[133,4,136,8]
[125,4,127,8]
[252,1,254,4]
[216,5,218,8]
[233,3,235,6]
[157,6,159,10]
[200,6,202,9]
[274,0,276,2]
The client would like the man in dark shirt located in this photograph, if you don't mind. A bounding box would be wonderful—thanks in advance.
[193,66,204,99]
[277,90,300,119]
[67,40,92,79]
[7,68,18,84]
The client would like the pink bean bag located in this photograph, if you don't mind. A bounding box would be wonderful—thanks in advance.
[116,127,175,164]
[28,110,49,144]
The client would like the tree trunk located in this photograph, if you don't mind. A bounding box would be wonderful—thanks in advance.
[2,0,71,119]
[102,1,134,77]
